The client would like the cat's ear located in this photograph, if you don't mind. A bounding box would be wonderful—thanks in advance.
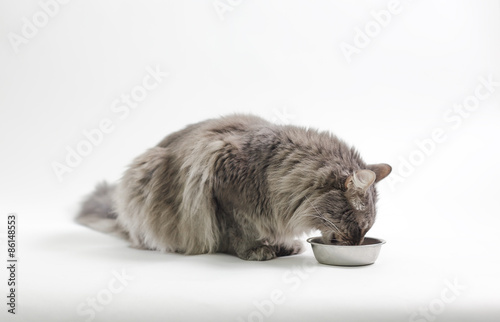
[345,170,376,194]
[366,163,392,183]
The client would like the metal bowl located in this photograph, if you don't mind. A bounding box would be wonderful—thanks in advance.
[307,236,386,266]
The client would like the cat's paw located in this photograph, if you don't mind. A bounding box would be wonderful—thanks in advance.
[289,239,305,255]
[274,240,304,257]
[242,245,276,261]
[129,243,152,251]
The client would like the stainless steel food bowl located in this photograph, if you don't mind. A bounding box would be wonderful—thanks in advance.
[307,236,386,266]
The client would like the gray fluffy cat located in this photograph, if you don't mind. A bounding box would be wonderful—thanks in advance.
[77,114,391,261]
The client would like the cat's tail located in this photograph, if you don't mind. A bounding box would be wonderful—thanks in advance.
[76,182,128,239]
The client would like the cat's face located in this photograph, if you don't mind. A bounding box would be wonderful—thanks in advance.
[320,186,377,246]
[309,164,391,245]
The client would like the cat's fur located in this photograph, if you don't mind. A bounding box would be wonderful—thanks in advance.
[77,114,391,261]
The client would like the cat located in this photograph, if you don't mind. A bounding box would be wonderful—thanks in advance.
[77,114,391,261]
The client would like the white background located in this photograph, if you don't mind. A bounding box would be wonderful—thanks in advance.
[1,0,500,321]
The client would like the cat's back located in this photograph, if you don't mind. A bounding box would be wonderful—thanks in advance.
[156,114,270,149]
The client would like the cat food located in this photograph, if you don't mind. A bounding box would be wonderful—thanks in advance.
[307,236,385,266]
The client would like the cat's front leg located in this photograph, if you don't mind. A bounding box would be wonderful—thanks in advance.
[272,240,304,257]
[238,245,277,261]
[225,223,277,260]
[236,240,303,260]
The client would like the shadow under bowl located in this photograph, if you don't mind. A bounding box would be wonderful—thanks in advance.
[307,236,386,266]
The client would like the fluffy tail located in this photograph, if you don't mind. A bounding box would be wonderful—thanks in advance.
[76,182,127,239]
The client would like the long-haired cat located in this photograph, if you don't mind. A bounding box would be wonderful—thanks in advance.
[77,114,391,261]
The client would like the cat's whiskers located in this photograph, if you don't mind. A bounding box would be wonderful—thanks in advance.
[302,213,347,240]
[304,196,347,240]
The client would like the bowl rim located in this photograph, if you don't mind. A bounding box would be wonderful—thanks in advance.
[306,236,386,247]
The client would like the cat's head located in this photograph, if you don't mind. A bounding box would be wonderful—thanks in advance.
[308,163,392,245]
